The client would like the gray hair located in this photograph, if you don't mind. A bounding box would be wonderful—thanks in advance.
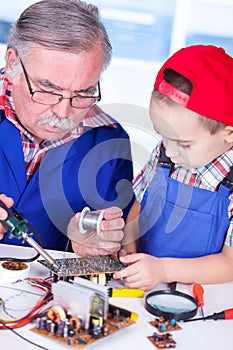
[7,0,112,71]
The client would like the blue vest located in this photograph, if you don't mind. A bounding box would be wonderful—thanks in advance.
[139,146,232,258]
[0,111,134,250]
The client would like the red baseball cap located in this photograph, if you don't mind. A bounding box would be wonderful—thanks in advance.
[154,45,233,126]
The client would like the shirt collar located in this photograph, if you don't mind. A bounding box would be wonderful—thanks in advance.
[194,148,233,190]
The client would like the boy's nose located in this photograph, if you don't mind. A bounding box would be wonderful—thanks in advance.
[163,140,179,159]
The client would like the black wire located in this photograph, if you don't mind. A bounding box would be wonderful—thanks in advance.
[0,252,40,263]
[0,322,52,350]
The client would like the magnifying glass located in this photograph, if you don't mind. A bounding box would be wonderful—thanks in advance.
[145,290,198,321]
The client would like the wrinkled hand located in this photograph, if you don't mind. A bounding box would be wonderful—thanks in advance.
[68,206,125,257]
[113,253,165,291]
[0,194,14,240]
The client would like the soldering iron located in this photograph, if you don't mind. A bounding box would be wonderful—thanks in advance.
[0,199,60,271]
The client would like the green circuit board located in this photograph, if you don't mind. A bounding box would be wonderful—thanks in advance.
[38,255,125,277]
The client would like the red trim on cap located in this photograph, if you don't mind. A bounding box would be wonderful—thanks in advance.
[158,80,190,107]
[153,45,233,125]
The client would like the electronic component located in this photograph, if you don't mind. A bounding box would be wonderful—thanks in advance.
[31,279,138,348]
[38,255,125,281]
[148,331,176,349]
[149,317,182,333]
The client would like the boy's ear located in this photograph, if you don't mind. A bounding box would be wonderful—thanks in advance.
[224,126,233,143]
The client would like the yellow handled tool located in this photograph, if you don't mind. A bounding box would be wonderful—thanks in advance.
[108,288,144,298]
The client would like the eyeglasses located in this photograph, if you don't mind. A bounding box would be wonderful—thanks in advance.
[20,59,101,109]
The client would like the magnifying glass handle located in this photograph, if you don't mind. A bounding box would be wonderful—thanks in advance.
[170,282,177,291]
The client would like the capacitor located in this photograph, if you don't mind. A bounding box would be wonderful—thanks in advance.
[46,319,52,333]
[36,317,41,329]
[40,316,47,330]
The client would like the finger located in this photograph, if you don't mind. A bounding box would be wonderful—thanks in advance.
[0,194,14,208]
[0,195,14,230]
[73,242,121,257]
[96,240,121,252]
[118,248,127,258]
[113,256,143,279]
[123,280,147,290]
[98,229,124,242]
[72,242,112,257]
[67,212,81,240]
[70,229,97,245]
[0,208,8,220]
[119,253,141,264]
[103,206,123,220]
[113,248,128,263]
[113,265,133,279]
[112,251,120,261]
[100,217,124,231]
[0,228,7,238]
[0,220,8,235]
[97,245,121,256]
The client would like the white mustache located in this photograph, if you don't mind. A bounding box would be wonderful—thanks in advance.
[37,115,75,130]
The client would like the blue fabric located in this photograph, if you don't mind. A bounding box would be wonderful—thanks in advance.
[0,111,134,250]
[139,165,230,258]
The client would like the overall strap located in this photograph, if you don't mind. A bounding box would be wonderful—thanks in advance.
[0,109,6,123]
[220,166,233,192]
[158,143,233,193]
[158,144,174,169]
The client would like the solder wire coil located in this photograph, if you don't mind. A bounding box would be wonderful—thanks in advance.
[79,207,105,236]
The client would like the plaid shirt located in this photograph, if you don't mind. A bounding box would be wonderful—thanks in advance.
[0,68,115,181]
[133,141,233,247]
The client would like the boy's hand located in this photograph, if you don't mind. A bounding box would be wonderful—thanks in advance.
[68,206,125,257]
[113,253,164,290]
[0,194,14,239]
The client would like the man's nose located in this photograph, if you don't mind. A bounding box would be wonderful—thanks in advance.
[50,97,74,118]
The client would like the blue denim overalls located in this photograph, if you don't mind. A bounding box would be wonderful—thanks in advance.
[139,145,232,258]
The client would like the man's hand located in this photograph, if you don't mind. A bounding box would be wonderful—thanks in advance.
[0,194,14,240]
[68,206,125,257]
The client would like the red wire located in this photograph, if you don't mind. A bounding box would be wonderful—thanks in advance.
[0,278,53,329]
[0,294,53,329]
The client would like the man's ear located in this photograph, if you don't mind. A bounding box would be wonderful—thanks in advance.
[5,48,18,81]
[223,125,233,143]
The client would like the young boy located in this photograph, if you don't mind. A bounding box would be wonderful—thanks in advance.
[113,45,233,290]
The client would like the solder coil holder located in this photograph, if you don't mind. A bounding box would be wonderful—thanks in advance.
[79,207,105,236]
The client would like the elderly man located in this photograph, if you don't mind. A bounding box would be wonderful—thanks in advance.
[0,0,134,255]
